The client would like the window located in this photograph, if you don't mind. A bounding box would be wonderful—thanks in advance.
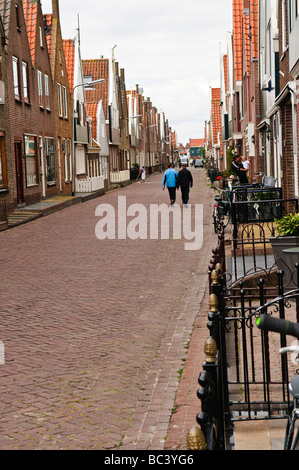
[44,74,50,109]
[63,139,68,182]
[68,139,72,181]
[39,26,43,48]
[24,135,38,186]
[12,56,20,98]
[37,70,43,106]
[76,145,85,174]
[63,86,68,118]
[57,83,62,116]
[15,4,21,30]
[0,134,7,188]
[22,61,29,102]
[45,137,55,184]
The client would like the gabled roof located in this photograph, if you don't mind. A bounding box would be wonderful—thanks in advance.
[82,59,109,119]
[23,0,38,66]
[243,9,251,76]
[233,0,243,82]
[250,0,259,60]
[43,13,52,56]
[86,103,98,141]
[211,88,222,155]
[0,0,12,39]
[190,138,205,147]
[63,39,75,94]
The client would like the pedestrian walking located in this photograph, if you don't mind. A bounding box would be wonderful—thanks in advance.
[177,163,193,207]
[138,166,146,183]
[162,163,178,205]
[231,155,248,184]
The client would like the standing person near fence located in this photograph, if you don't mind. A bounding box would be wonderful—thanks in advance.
[162,163,178,205]
[231,155,248,184]
[177,163,193,207]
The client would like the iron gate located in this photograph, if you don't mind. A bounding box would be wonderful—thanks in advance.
[189,224,299,450]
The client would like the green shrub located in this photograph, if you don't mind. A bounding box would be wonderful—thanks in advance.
[274,213,299,236]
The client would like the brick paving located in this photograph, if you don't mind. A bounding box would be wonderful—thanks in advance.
[0,168,217,450]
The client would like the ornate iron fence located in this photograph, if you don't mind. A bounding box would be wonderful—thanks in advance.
[187,226,299,450]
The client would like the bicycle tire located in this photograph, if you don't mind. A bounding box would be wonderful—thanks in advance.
[213,212,218,234]
[284,413,299,450]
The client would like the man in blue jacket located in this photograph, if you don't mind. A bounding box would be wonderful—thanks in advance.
[162,163,178,205]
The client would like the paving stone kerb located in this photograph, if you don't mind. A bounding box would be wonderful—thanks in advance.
[0,168,217,450]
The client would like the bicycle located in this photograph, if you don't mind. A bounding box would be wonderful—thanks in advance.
[256,314,299,450]
[212,190,231,234]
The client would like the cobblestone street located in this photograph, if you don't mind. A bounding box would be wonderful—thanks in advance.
[0,168,217,450]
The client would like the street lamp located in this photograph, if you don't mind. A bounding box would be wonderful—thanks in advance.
[72,79,105,195]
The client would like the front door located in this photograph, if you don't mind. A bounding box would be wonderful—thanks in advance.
[15,142,24,205]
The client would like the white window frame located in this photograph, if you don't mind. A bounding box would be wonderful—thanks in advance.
[57,83,62,117]
[63,86,68,119]
[44,74,50,109]
[12,56,20,98]
[63,138,68,182]
[22,61,28,101]
[37,70,43,107]
[45,137,55,184]
[68,139,72,182]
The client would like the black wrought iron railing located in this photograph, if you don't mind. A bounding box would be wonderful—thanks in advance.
[188,224,299,451]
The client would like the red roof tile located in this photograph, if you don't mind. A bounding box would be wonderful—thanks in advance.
[23,0,38,66]
[63,39,75,95]
[82,59,109,119]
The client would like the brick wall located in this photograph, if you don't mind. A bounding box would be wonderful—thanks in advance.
[6,0,41,208]
[48,6,72,196]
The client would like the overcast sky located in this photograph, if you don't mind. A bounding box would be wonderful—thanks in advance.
[40,0,232,145]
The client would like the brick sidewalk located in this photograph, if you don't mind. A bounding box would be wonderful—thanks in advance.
[0,168,217,450]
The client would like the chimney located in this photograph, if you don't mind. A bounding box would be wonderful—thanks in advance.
[52,0,60,21]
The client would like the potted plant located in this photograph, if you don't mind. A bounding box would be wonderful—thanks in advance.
[270,213,299,285]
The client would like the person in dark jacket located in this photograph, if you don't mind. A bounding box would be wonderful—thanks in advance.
[231,155,248,184]
[177,163,193,207]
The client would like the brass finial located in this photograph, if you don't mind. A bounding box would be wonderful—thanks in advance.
[211,269,219,285]
[204,336,217,363]
[187,426,208,450]
[215,263,222,275]
[209,293,218,312]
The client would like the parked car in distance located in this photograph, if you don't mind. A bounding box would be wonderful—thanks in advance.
[179,156,189,167]
[194,159,203,168]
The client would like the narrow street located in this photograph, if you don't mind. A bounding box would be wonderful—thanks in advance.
[0,168,217,450]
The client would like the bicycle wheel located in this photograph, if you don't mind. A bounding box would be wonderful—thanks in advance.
[284,413,299,450]
[213,210,218,234]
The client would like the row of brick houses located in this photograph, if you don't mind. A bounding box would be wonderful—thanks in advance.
[205,0,299,202]
[0,0,176,226]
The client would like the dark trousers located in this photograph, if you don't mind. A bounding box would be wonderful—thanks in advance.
[180,186,190,204]
[167,187,176,203]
